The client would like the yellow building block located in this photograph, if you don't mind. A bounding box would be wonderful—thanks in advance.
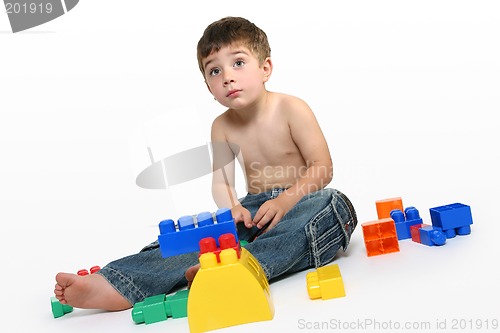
[188,248,274,333]
[306,264,346,300]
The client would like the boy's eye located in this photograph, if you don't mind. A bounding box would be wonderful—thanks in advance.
[209,68,221,76]
[234,60,245,68]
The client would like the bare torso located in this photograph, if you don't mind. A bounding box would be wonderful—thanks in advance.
[216,92,308,194]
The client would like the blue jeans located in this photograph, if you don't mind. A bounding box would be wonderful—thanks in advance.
[97,188,357,305]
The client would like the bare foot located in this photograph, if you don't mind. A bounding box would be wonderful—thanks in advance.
[54,272,132,311]
[185,264,200,289]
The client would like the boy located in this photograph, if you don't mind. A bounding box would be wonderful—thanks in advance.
[54,16,357,311]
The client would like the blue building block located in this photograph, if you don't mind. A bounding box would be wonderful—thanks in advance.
[158,208,238,258]
[429,203,473,238]
[419,225,446,246]
[390,207,423,240]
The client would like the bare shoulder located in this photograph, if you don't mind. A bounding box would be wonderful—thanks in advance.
[210,110,231,139]
[271,92,316,119]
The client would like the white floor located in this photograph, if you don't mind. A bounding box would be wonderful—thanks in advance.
[1,1,499,332]
[5,192,499,333]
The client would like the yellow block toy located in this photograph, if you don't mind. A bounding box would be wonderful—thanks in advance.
[188,247,274,333]
[306,264,346,300]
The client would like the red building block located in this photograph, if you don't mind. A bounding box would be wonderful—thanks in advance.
[410,223,425,243]
[361,218,400,257]
[90,266,101,274]
[77,266,101,276]
[199,233,241,262]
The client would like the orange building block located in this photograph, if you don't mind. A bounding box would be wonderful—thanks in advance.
[361,218,400,257]
[376,197,404,219]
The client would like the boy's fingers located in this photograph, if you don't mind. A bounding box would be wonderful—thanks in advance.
[244,211,253,228]
[256,210,276,229]
[261,211,284,234]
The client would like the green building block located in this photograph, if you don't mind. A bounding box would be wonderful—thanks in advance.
[132,294,167,324]
[51,297,73,318]
[165,289,189,318]
[132,289,189,325]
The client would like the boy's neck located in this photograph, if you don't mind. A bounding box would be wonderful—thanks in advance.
[228,89,270,122]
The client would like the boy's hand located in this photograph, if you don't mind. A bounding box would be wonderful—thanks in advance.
[231,205,253,228]
[253,195,295,233]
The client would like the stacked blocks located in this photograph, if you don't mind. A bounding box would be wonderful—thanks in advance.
[410,224,446,246]
[199,233,241,262]
[361,218,400,257]
[390,207,423,240]
[50,297,73,318]
[376,197,403,219]
[430,203,473,238]
[306,264,345,300]
[131,289,189,325]
[188,236,274,333]
[158,207,238,257]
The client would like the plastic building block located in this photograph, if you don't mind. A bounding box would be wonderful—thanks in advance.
[410,223,425,243]
[77,265,101,276]
[361,218,400,257]
[430,203,473,238]
[131,289,189,325]
[51,297,73,318]
[390,207,423,240]
[376,197,403,219]
[165,289,189,319]
[411,224,446,246]
[419,225,446,246]
[306,264,345,300]
[90,265,101,274]
[158,208,238,258]
[188,248,274,333]
[199,234,241,262]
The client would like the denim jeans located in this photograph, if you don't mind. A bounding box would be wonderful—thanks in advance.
[97,188,357,305]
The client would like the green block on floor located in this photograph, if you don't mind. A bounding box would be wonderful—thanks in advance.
[165,289,189,319]
[132,294,167,324]
[51,297,73,318]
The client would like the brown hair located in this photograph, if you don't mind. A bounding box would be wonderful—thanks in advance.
[197,17,271,75]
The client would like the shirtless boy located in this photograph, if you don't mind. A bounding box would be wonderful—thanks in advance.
[54,16,357,312]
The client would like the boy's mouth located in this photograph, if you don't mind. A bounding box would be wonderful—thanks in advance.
[226,89,241,97]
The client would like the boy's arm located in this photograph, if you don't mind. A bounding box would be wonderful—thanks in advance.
[254,98,333,230]
[211,118,253,227]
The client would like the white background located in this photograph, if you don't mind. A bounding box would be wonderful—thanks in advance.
[0,1,499,332]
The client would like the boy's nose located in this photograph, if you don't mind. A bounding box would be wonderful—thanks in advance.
[223,71,235,86]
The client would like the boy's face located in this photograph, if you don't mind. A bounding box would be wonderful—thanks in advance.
[202,44,272,110]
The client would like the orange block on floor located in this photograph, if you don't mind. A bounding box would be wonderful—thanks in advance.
[361,218,400,257]
[376,197,404,219]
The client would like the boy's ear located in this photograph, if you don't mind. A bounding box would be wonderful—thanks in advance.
[262,57,273,83]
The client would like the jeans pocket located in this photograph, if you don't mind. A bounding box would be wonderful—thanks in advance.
[306,203,345,268]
